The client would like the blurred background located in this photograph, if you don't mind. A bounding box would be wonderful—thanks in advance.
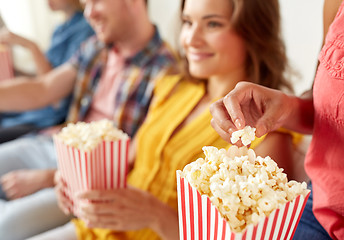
[0,0,324,95]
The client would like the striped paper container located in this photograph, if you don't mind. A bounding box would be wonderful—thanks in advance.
[0,44,13,81]
[54,137,130,214]
[177,172,310,240]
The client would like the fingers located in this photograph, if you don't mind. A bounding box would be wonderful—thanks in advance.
[55,175,73,215]
[76,189,120,201]
[211,82,291,141]
[254,91,292,137]
[210,83,250,142]
[59,191,73,215]
[54,171,62,185]
[210,99,237,135]
[210,118,232,143]
[222,83,252,129]
[0,172,21,200]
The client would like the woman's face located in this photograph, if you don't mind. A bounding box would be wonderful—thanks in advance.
[180,0,247,79]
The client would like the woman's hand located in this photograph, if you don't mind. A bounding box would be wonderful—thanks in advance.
[0,28,33,48]
[76,186,179,239]
[0,169,56,200]
[0,27,52,74]
[54,171,73,215]
[210,82,298,142]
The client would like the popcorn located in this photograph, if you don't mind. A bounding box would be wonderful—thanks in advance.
[55,119,129,151]
[179,146,310,233]
[54,119,130,215]
[231,126,256,146]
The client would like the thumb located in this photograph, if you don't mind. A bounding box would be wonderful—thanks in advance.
[255,111,282,137]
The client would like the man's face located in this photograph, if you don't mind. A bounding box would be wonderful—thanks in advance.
[82,0,131,44]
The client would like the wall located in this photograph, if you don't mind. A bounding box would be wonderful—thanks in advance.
[280,0,324,95]
[0,0,62,73]
[0,0,324,95]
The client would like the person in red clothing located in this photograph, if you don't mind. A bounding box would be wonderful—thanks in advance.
[210,0,344,239]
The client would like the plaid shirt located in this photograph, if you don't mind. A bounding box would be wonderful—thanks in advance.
[67,28,177,137]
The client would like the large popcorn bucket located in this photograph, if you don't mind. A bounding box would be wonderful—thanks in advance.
[54,137,130,213]
[0,44,13,81]
[177,172,310,240]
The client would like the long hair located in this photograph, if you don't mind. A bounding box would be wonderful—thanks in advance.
[181,0,292,91]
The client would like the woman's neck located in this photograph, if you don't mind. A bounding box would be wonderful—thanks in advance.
[207,68,247,100]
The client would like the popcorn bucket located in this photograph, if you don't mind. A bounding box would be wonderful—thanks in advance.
[54,137,130,213]
[177,172,310,240]
[0,44,13,81]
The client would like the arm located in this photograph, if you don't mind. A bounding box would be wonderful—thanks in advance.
[0,169,57,200]
[0,63,77,111]
[306,0,343,89]
[0,28,52,75]
[210,82,314,141]
[323,0,343,44]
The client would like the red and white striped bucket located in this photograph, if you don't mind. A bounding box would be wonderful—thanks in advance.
[177,172,310,240]
[54,137,130,213]
[0,44,13,81]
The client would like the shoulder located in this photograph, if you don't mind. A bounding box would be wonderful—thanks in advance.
[149,74,184,108]
[323,0,343,38]
[69,36,105,67]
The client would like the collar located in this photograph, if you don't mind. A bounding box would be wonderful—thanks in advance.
[104,26,163,67]
[123,26,163,67]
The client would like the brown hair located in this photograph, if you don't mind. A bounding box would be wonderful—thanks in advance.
[181,0,292,91]
[71,0,84,10]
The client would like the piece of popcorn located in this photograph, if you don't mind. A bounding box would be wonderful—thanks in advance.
[180,146,310,233]
[231,126,256,146]
[55,119,129,151]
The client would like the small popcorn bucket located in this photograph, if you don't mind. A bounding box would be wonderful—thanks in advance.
[177,172,310,240]
[54,137,130,213]
[0,44,13,81]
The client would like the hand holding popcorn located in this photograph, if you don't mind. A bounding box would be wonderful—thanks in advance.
[53,119,130,214]
[230,125,256,146]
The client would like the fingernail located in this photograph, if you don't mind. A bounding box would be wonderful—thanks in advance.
[235,119,243,129]
[257,125,267,137]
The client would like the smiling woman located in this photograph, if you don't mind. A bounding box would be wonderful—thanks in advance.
[33,0,302,240]
[0,0,323,93]
[180,0,247,80]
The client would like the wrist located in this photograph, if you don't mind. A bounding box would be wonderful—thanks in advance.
[26,40,38,52]
[284,95,314,134]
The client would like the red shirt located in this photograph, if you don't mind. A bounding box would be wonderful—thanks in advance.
[84,47,124,122]
[305,1,344,239]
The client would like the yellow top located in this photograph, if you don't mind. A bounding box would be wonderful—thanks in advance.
[73,75,301,239]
